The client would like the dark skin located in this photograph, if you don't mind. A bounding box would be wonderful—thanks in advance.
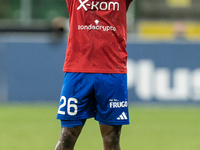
[55,124,122,150]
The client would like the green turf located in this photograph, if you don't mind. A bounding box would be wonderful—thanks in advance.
[0,104,200,150]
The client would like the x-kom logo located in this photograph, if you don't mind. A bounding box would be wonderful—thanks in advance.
[77,0,120,11]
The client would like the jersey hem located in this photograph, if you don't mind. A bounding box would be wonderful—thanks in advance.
[63,69,127,74]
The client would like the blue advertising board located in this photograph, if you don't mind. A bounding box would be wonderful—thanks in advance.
[127,43,200,102]
[6,42,66,102]
[0,36,200,103]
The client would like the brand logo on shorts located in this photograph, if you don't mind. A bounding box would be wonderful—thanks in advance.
[109,99,128,108]
[117,112,128,120]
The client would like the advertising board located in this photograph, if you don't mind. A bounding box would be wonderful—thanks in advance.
[127,43,200,102]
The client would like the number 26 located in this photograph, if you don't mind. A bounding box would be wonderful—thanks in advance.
[58,96,78,116]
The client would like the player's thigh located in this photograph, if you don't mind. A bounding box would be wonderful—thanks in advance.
[56,73,96,121]
[100,124,122,146]
[56,126,83,149]
[100,124,122,138]
[59,126,83,141]
[95,73,129,125]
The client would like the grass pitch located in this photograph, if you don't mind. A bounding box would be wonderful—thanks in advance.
[0,103,200,150]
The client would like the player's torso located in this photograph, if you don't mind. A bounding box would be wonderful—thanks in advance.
[64,0,131,73]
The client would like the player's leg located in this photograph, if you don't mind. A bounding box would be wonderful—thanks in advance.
[55,73,96,150]
[94,73,129,150]
[100,124,122,150]
[55,126,83,150]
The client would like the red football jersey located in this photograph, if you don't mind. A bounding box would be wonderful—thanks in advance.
[63,0,133,73]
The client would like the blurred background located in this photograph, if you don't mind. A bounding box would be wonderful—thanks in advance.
[0,0,200,103]
[0,1,200,150]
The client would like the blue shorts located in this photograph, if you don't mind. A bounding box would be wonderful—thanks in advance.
[56,73,129,127]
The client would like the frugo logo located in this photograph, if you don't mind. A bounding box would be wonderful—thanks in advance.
[109,99,128,108]
[77,0,120,11]
[127,59,200,101]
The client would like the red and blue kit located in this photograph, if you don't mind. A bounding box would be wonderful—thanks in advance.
[63,0,133,73]
[57,0,133,127]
